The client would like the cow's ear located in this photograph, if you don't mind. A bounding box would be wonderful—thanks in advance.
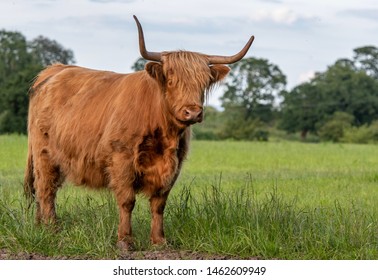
[210,64,230,84]
[145,62,165,85]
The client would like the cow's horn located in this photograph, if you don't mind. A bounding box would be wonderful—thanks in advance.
[207,36,255,65]
[133,15,162,62]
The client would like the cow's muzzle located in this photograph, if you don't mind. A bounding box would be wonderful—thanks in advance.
[181,105,203,124]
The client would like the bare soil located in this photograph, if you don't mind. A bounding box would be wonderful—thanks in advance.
[0,248,259,260]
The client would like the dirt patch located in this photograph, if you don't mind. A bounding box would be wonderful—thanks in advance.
[0,249,56,260]
[0,248,259,260]
[119,250,259,260]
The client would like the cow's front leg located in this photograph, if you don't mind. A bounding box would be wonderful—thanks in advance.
[149,191,170,245]
[115,188,136,250]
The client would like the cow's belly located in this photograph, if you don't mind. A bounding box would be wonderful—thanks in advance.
[69,162,108,188]
[51,146,109,189]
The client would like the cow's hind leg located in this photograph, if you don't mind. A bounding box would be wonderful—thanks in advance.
[34,149,62,225]
[149,191,170,245]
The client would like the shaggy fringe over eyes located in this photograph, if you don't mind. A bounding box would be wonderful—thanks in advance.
[163,51,216,102]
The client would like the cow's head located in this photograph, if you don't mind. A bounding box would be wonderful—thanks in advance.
[134,16,254,126]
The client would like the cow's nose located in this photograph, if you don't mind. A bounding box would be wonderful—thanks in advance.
[183,106,203,123]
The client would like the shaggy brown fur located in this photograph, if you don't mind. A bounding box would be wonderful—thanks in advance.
[24,51,230,249]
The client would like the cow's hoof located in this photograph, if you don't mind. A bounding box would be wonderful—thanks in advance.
[150,238,169,250]
[42,218,61,233]
[117,240,135,251]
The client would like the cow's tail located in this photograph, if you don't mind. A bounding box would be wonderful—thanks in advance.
[23,141,35,206]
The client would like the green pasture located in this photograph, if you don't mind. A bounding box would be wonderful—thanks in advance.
[0,134,377,259]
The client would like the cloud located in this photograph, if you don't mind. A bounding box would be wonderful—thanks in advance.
[142,17,243,35]
[298,70,316,84]
[258,0,282,3]
[89,0,135,3]
[340,9,378,22]
[271,8,298,24]
[250,7,314,26]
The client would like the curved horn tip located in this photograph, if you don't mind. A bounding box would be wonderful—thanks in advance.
[133,15,162,62]
[244,35,255,51]
[133,15,140,25]
[207,35,255,65]
[249,35,255,45]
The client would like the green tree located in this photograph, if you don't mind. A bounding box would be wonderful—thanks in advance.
[219,106,268,141]
[29,35,75,67]
[131,57,147,71]
[318,112,354,142]
[192,106,224,140]
[0,66,39,133]
[280,46,378,139]
[314,60,378,125]
[279,82,320,139]
[222,57,286,122]
[353,45,378,79]
[220,57,286,140]
[0,30,31,86]
[0,30,75,134]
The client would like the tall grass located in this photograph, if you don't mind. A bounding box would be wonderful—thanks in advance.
[0,135,377,259]
[167,182,377,259]
[1,182,376,259]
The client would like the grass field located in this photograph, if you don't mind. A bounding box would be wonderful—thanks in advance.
[0,134,377,259]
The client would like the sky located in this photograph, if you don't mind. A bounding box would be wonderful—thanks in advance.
[1,0,378,107]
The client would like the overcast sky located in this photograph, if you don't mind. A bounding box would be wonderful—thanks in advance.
[1,0,378,107]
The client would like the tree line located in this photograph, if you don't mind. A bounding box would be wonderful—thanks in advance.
[1,29,378,143]
[201,46,378,143]
[280,46,378,143]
